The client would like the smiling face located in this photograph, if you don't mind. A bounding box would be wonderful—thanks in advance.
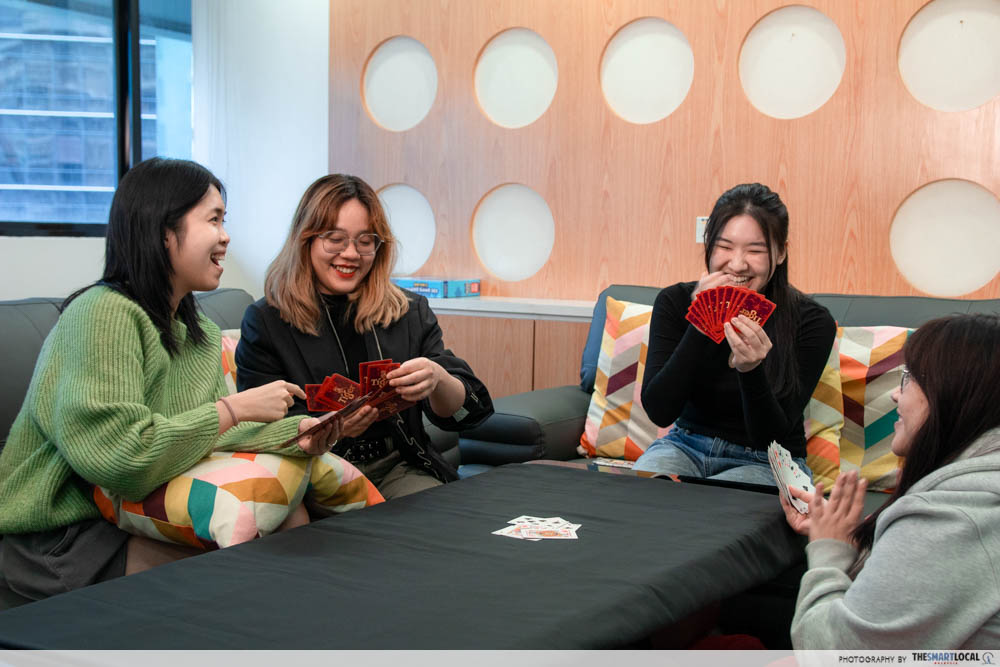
[164,185,228,311]
[890,376,930,457]
[708,214,786,293]
[309,198,375,295]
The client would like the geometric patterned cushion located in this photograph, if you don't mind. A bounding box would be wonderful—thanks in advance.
[579,296,670,460]
[93,452,384,550]
[803,327,844,491]
[838,326,911,491]
[220,329,241,395]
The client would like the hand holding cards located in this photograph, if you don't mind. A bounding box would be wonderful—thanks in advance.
[304,359,415,418]
[767,442,815,514]
[685,285,776,343]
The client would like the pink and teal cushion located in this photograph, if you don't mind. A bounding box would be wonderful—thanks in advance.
[94,451,384,550]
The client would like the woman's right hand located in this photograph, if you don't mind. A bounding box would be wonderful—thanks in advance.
[227,380,306,423]
[691,270,731,301]
[338,405,379,438]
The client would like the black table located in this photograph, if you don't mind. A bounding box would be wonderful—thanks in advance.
[0,464,803,649]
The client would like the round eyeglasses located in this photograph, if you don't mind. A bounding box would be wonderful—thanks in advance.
[317,231,383,256]
[900,367,912,392]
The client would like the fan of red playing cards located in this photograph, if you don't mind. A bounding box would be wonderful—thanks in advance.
[305,360,414,420]
[283,361,415,447]
[685,285,776,344]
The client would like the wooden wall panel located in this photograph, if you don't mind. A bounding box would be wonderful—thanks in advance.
[533,320,590,390]
[435,314,533,398]
[330,0,1000,300]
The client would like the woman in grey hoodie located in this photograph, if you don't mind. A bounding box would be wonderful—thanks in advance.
[782,313,1000,649]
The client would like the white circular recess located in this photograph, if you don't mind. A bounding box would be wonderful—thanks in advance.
[474,28,558,128]
[898,0,1000,112]
[600,17,695,124]
[472,184,555,282]
[363,36,438,131]
[739,6,846,119]
[378,184,436,275]
[890,179,1000,296]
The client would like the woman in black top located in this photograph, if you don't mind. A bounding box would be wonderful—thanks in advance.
[633,183,836,484]
[235,174,493,499]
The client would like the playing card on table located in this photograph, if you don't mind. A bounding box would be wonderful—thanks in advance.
[494,515,580,540]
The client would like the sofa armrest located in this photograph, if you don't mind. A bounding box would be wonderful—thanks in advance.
[423,418,460,468]
[458,385,591,463]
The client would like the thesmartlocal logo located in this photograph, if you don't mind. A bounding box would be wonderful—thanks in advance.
[911,653,995,665]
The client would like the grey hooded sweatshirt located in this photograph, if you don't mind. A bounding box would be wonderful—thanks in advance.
[791,427,1000,649]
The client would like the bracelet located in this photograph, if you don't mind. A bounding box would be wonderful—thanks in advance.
[218,397,239,426]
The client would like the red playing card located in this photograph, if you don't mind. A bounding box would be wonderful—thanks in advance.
[364,361,397,397]
[305,383,338,412]
[725,286,750,327]
[368,388,415,421]
[316,373,362,409]
[358,360,392,394]
[736,291,776,327]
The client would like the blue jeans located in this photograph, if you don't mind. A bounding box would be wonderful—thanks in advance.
[633,426,811,487]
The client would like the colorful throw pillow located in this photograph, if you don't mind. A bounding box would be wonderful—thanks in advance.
[94,452,384,550]
[838,326,911,491]
[803,328,844,490]
[579,296,669,460]
[220,329,241,395]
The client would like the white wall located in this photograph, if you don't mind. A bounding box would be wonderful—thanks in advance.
[0,237,104,299]
[0,0,329,301]
[192,0,329,298]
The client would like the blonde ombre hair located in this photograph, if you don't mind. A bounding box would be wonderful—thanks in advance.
[264,174,408,335]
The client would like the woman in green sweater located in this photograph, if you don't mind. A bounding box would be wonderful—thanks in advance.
[0,158,339,601]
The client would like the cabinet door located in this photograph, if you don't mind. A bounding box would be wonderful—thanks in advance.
[435,315,534,398]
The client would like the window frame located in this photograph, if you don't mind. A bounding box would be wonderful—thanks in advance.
[0,0,160,238]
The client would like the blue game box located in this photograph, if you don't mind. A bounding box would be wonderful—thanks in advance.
[391,277,481,298]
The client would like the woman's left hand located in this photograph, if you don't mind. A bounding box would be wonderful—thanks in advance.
[295,416,342,457]
[807,470,867,544]
[387,357,445,402]
[724,315,772,372]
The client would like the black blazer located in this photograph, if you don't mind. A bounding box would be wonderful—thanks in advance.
[235,291,493,482]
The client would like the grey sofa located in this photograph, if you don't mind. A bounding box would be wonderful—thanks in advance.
[458,284,1000,469]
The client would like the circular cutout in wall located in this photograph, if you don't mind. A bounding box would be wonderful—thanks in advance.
[363,36,438,131]
[475,28,558,128]
[600,17,694,124]
[379,184,436,275]
[898,0,1000,112]
[739,5,846,119]
[890,179,1000,296]
[472,184,555,281]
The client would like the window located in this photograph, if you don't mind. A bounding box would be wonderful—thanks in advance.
[0,0,192,236]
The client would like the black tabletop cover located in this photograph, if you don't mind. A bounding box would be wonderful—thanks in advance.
[0,464,803,649]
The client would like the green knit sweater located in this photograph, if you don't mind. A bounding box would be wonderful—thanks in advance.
[0,286,307,534]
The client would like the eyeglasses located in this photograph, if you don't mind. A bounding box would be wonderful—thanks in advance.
[317,231,383,256]
[900,367,912,392]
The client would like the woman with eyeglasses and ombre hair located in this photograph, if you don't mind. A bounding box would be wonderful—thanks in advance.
[782,313,1000,648]
[236,174,493,498]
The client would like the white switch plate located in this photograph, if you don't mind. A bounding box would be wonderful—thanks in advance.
[695,216,708,244]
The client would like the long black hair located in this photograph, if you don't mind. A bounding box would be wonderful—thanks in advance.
[853,313,1000,552]
[64,158,225,356]
[703,183,800,399]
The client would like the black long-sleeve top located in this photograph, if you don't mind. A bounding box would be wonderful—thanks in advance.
[639,281,836,458]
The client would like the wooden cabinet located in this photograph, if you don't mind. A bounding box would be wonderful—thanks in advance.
[436,315,590,398]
